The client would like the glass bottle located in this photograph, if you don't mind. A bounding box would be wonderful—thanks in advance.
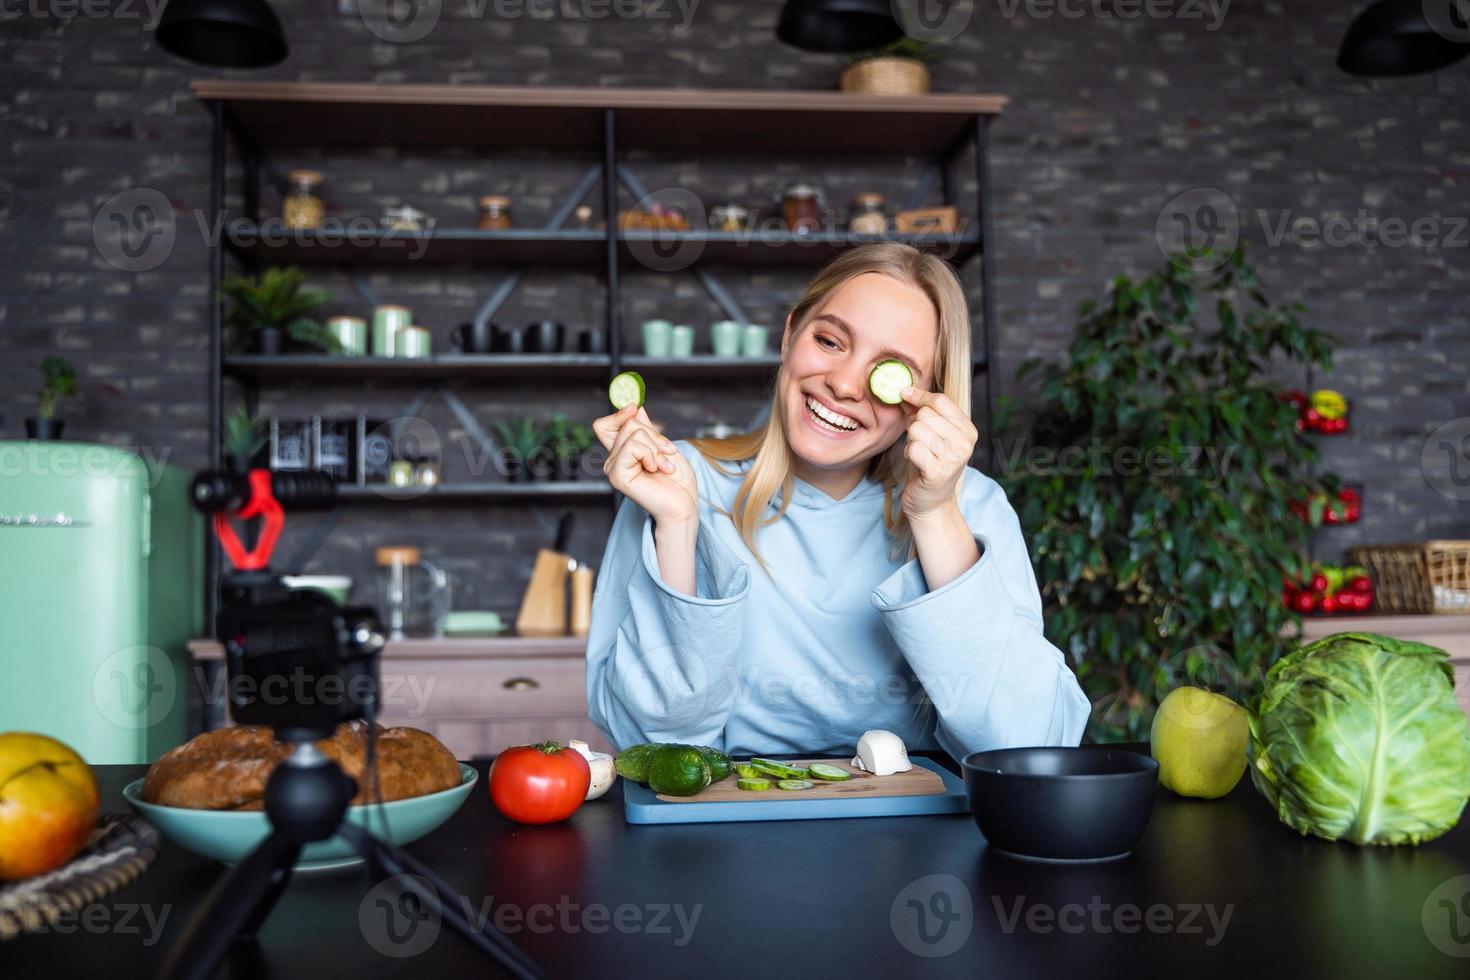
[282,170,324,229]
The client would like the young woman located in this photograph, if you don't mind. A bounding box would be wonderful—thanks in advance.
[585,243,1089,762]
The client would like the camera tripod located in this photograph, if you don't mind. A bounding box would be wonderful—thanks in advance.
[155,741,541,980]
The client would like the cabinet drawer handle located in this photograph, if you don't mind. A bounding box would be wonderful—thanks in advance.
[503,677,539,691]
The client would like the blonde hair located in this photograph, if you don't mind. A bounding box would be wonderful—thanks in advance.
[689,243,973,567]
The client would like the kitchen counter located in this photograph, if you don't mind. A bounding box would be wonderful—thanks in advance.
[9,749,1468,979]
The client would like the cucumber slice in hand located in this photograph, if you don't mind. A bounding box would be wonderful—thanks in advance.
[807,762,852,782]
[868,360,913,405]
[608,371,646,409]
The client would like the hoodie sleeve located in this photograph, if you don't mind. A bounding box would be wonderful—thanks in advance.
[585,469,752,751]
[870,471,1091,761]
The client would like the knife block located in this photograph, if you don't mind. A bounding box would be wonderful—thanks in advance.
[516,548,573,635]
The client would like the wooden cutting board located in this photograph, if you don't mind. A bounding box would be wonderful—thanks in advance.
[623,757,969,825]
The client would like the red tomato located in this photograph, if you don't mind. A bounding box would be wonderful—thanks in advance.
[1293,592,1317,614]
[489,741,591,825]
[1320,594,1339,614]
[1349,576,1373,594]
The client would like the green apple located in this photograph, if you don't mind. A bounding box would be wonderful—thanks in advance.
[1150,687,1248,799]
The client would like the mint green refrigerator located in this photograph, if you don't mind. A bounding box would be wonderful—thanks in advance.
[0,442,202,764]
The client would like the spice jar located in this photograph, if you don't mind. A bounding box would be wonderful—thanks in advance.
[781,185,822,235]
[282,170,324,230]
[382,205,428,232]
[849,193,889,235]
[710,204,750,232]
[478,195,513,230]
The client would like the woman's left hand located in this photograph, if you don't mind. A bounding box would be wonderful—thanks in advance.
[898,386,978,520]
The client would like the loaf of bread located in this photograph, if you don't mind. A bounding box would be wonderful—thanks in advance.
[142,720,461,810]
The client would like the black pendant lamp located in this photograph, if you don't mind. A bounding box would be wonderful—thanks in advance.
[156,0,289,68]
[777,0,905,53]
[1337,0,1470,77]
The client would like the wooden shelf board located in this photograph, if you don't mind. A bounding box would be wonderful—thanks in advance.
[188,634,588,662]
[193,81,1006,154]
[224,227,981,269]
[334,482,616,501]
[224,354,612,382]
[617,230,981,267]
[225,227,606,266]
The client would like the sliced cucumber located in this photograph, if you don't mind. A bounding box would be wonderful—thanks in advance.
[608,370,646,409]
[807,762,853,782]
[776,779,814,791]
[869,359,913,405]
[735,763,761,779]
[750,758,808,779]
[736,777,773,791]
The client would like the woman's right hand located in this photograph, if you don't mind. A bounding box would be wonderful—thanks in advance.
[593,403,699,529]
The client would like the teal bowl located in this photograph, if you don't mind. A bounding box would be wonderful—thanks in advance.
[123,763,478,871]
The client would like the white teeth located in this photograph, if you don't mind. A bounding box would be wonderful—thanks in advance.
[806,396,859,431]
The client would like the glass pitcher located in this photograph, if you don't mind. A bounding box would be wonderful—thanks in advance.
[375,546,450,639]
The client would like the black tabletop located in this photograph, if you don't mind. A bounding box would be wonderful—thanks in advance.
[7,748,1469,979]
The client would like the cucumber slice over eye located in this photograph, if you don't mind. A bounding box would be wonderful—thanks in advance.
[608,371,646,409]
[807,762,853,781]
[869,360,913,405]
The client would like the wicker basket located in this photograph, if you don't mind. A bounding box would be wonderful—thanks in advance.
[1347,541,1470,615]
[840,57,931,96]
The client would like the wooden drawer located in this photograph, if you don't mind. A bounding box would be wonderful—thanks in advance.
[376,655,587,721]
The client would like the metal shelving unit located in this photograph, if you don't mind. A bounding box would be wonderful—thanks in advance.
[195,81,1007,628]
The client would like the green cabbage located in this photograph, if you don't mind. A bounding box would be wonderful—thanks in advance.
[1248,631,1470,845]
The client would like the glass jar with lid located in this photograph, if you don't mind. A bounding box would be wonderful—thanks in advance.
[478,195,513,230]
[781,185,823,236]
[282,170,324,230]
[848,193,889,235]
[382,205,428,233]
[710,204,751,233]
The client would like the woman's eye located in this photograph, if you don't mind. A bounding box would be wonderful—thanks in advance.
[816,335,840,350]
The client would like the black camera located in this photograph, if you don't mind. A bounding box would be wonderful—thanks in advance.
[217,572,386,742]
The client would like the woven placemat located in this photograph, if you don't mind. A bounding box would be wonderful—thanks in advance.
[0,815,161,941]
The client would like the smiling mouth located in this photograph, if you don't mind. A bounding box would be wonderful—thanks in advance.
[804,395,862,434]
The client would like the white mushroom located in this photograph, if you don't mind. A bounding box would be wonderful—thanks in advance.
[569,739,617,800]
[850,729,913,776]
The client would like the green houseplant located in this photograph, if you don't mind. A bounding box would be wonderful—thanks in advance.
[223,405,268,473]
[998,248,1340,741]
[492,416,547,482]
[221,267,340,355]
[26,356,77,440]
[545,414,595,481]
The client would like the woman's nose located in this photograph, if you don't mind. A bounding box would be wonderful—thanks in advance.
[827,360,868,403]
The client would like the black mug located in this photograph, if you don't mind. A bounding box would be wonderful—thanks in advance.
[577,329,607,354]
[493,323,526,354]
[451,321,496,354]
[525,320,565,354]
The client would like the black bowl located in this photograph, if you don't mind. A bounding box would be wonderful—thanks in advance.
[961,747,1159,862]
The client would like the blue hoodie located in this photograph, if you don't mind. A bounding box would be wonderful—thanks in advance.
[585,441,1091,763]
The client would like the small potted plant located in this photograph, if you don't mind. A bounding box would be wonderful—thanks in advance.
[26,356,76,440]
[222,267,341,355]
[545,414,596,481]
[841,37,941,96]
[223,405,268,474]
[492,416,546,482]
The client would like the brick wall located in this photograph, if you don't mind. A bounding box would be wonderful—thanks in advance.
[2,0,1467,614]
